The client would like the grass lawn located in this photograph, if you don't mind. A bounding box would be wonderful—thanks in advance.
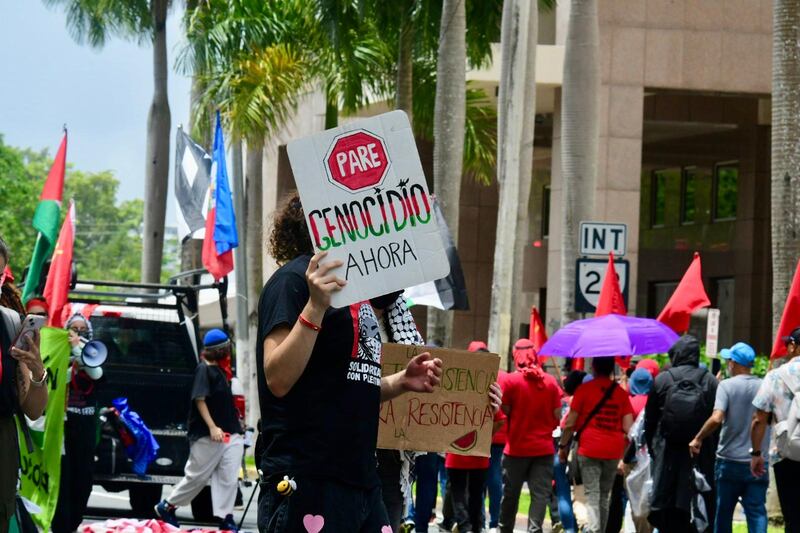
[732,524,782,533]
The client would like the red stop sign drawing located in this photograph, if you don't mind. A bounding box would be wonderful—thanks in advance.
[325,129,391,192]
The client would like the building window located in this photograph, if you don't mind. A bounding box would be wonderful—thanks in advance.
[714,162,738,220]
[651,168,676,227]
[650,281,678,317]
[542,186,551,238]
[681,167,697,225]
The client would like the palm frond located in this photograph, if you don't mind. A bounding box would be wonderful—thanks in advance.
[43,0,155,47]
[412,58,496,184]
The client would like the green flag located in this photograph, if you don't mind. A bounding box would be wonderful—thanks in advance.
[16,327,71,531]
[22,133,67,303]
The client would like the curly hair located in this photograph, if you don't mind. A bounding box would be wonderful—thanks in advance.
[0,281,25,315]
[269,192,313,265]
[0,235,24,315]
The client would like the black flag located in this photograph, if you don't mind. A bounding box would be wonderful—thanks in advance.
[174,126,212,242]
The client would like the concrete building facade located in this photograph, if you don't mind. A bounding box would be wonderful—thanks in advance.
[261,0,777,355]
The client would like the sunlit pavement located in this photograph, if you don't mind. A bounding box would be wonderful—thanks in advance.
[83,485,542,532]
[83,485,260,532]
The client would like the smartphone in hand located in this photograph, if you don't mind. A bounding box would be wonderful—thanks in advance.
[13,314,46,350]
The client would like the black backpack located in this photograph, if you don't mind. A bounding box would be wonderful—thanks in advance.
[660,367,709,445]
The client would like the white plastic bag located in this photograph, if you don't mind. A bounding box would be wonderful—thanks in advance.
[625,445,652,517]
[690,467,712,532]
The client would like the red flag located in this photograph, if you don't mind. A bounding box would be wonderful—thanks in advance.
[595,252,627,316]
[657,252,710,334]
[529,307,548,362]
[43,201,75,328]
[40,132,67,202]
[595,253,631,369]
[771,259,800,359]
[202,205,234,280]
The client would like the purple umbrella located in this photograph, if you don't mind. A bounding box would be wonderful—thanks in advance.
[538,314,679,358]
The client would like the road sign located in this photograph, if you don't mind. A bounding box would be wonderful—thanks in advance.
[575,258,630,313]
[324,129,391,192]
[580,221,627,256]
[706,308,720,357]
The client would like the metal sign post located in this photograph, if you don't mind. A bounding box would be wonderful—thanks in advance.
[706,308,720,358]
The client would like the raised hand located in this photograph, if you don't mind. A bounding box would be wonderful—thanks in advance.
[488,382,502,414]
[402,352,443,393]
[305,251,346,313]
[11,330,44,382]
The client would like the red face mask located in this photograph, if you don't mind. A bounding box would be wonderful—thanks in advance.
[218,356,233,382]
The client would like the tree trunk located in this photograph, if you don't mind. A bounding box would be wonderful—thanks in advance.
[245,140,263,427]
[396,0,414,124]
[141,0,171,284]
[325,83,338,129]
[427,0,466,347]
[489,0,538,366]
[771,0,800,333]
[560,0,599,325]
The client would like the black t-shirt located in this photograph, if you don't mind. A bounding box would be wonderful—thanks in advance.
[187,362,243,442]
[67,368,102,410]
[0,309,18,417]
[256,255,383,488]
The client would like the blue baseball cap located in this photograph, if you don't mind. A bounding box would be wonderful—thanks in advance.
[720,342,756,367]
[203,328,230,349]
[629,368,654,396]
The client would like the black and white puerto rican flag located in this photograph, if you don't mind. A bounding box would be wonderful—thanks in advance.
[174,126,212,242]
[404,197,470,311]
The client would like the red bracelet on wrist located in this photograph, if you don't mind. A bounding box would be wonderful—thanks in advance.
[298,314,322,332]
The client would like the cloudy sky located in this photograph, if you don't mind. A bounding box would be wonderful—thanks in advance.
[0,2,192,221]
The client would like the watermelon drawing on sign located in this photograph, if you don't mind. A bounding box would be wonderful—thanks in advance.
[451,430,478,452]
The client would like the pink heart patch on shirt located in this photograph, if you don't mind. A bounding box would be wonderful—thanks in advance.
[303,515,325,533]
[381,527,392,533]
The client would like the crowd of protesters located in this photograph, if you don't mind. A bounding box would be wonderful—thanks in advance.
[249,196,800,533]
[384,331,799,533]
[4,191,800,533]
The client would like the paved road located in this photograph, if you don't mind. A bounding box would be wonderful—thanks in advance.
[83,485,551,532]
[84,485,261,532]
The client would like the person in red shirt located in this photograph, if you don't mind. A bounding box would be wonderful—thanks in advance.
[498,339,563,533]
[445,342,503,533]
[557,357,634,533]
[468,341,507,532]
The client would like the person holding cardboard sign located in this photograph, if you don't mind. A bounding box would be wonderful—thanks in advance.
[256,194,448,533]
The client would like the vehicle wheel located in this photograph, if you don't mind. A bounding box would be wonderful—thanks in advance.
[129,484,163,517]
[191,486,215,523]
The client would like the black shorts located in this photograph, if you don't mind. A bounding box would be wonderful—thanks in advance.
[257,476,390,533]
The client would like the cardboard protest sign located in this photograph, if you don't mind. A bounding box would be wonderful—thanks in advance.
[287,111,450,308]
[378,343,500,457]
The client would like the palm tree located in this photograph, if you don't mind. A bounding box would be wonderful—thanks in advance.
[182,0,317,427]
[560,0,599,326]
[426,0,466,347]
[487,0,538,363]
[771,1,800,333]
[395,0,415,122]
[314,0,393,127]
[44,0,172,283]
